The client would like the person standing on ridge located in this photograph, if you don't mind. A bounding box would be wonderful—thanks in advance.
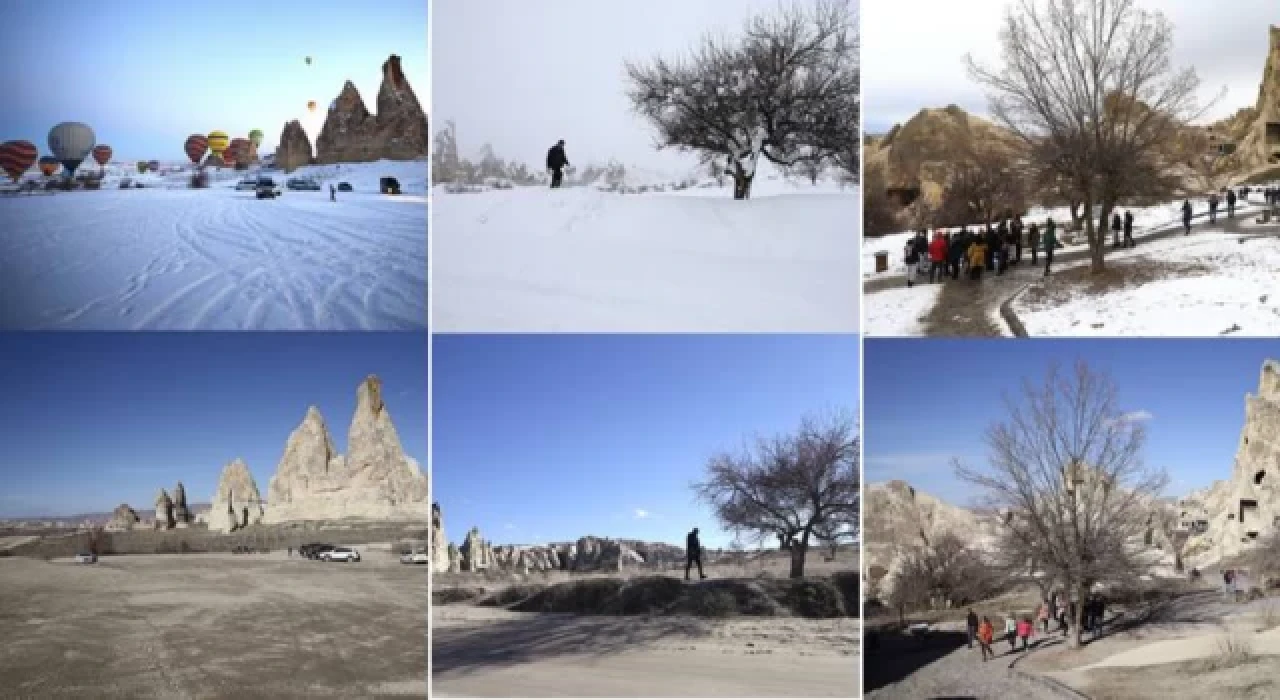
[685,527,707,581]
[547,139,570,189]
[330,184,336,202]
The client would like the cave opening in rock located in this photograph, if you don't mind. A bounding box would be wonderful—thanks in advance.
[886,186,920,208]
[1240,498,1259,526]
[1268,122,1280,145]
[1255,470,1266,485]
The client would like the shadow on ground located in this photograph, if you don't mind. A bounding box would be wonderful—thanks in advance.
[864,627,968,693]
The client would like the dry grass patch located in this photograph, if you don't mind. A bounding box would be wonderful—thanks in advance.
[1021,258,1213,308]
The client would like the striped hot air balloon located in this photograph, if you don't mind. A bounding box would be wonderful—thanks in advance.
[38,156,60,177]
[148,160,160,172]
[92,144,112,166]
[207,131,229,160]
[0,140,38,182]
[228,138,251,170]
[184,134,209,165]
[48,122,95,178]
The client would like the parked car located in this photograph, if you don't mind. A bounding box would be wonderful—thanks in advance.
[301,543,336,560]
[235,177,258,191]
[400,551,430,565]
[322,547,361,562]
[379,177,401,195]
[337,182,353,192]
[74,552,97,564]
[256,176,281,199]
[286,177,321,191]
[118,178,133,189]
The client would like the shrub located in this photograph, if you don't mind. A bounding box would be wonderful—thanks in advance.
[830,571,860,618]
[687,587,739,618]
[606,576,686,615]
[433,587,486,605]
[781,579,847,618]
[512,578,625,614]
[476,584,545,607]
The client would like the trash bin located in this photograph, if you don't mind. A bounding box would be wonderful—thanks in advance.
[875,251,889,273]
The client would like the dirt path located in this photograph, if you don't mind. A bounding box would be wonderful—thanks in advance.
[431,605,858,697]
[866,633,1084,700]
[865,202,1279,337]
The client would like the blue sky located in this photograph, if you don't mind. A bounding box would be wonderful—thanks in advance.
[0,332,426,518]
[431,334,859,550]
[0,0,428,163]
[865,339,1275,507]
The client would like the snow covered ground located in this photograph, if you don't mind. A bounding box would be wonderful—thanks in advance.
[0,160,426,330]
[432,179,859,332]
[862,195,1263,280]
[1014,233,1280,336]
[862,284,940,336]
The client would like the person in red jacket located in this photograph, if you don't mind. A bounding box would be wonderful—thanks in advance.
[928,230,949,283]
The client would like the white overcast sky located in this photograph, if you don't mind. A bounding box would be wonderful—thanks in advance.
[864,0,1277,133]
[434,0,859,173]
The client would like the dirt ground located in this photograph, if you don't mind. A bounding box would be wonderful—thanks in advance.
[431,603,858,697]
[0,552,427,699]
[1065,654,1280,699]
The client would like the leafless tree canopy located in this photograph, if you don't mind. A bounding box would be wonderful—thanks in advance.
[955,361,1168,648]
[625,0,859,199]
[694,411,859,578]
[966,0,1218,272]
[938,144,1029,226]
[888,533,1005,622]
[862,160,901,235]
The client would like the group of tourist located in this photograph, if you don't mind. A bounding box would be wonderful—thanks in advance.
[965,592,1110,662]
[902,210,1139,288]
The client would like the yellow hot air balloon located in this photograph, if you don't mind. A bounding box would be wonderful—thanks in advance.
[307,101,317,113]
[207,131,229,158]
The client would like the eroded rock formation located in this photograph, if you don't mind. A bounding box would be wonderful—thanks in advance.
[105,504,140,532]
[431,500,450,573]
[209,459,265,534]
[315,54,428,164]
[263,375,427,523]
[172,481,191,526]
[277,120,313,173]
[1229,27,1280,173]
[154,489,174,530]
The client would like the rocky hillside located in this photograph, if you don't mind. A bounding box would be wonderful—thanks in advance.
[315,54,428,166]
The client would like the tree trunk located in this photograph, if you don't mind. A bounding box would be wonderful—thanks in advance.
[789,529,811,578]
[1083,197,1106,274]
[733,171,755,200]
[1069,582,1087,649]
[1069,201,1083,230]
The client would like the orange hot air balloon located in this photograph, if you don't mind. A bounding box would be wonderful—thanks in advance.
[207,131,229,158]
[38,156,59,177]
[307,100,317,113]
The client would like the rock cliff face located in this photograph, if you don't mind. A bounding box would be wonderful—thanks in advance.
[105,504,140,532]
[209,459,265,534]
[1181,359,1280,566]
[277,120,313,173]
[263,375,427,523]
[154,489,174,530]
[1232,26,1280,173]
[315,54,428,164]
[862,480,991,595]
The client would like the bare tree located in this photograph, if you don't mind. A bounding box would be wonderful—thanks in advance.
[955,361,1168,649]
[432,120,462,182]
[694,411,859,578]
[888,532,1002,623]
[626,0,858,200]
[862,161,902,235]
[938,144,1028,226]
[967,0,1218,273]
[1177,128,1235,193]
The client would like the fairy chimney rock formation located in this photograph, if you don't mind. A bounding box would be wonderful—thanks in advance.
[315,54,428,164]
[263,375,427,523]
[431,500,450,573]
[105,504,140,532]
[277,120,313,173]
[172,481,191,526]
[209,459,264,534]
[154,489,175,530]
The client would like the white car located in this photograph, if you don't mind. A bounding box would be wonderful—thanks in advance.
[74,552,97,564]
[234,177,258,191]
[400,551,430,565]
[322,547,361,562]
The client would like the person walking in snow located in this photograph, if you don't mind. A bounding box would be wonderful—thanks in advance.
[546,139,570,189]
[904,238,921,288]
[1227,188,1237,219]
[1123,210,1135,248]
[968,234,988,281]
[1043,218,1057,277]
[1111,212,1122,248]
[1028,222,1041,265]
[929,230,949,283]
[1182,199,1193,235]
[329,184,336,202]
[1209,192,1220,224]
[1011,214,1024,264]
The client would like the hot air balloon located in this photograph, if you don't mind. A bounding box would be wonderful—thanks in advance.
[305,56,312,66]
[92,145,112,176]
[307,100,317,113]
[227,138,250,170]
[207,131,229,165]
[148,160,160,172]
[48,122,95,179]
[184,134,209,166]
[0,140,38,182]
[38,156,59,177]
[248,129,264,148]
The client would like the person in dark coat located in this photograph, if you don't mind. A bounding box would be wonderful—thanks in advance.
[1011,215,1024,264]
[546,139,569,189]
[685,527,707,581]
[1123,210,1134,248]
[329,184,336,202]
[1227,188,1237,219]
[1182,200,1193,235]
[1209,192,1220,224]
[949,228,967,280]
[966,608,980,648]
[1028,222,1041,264]
[1111,212,1122,248]
[995,219,1010,274]
[1043,218,1057,277]
[984,225,999,273]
